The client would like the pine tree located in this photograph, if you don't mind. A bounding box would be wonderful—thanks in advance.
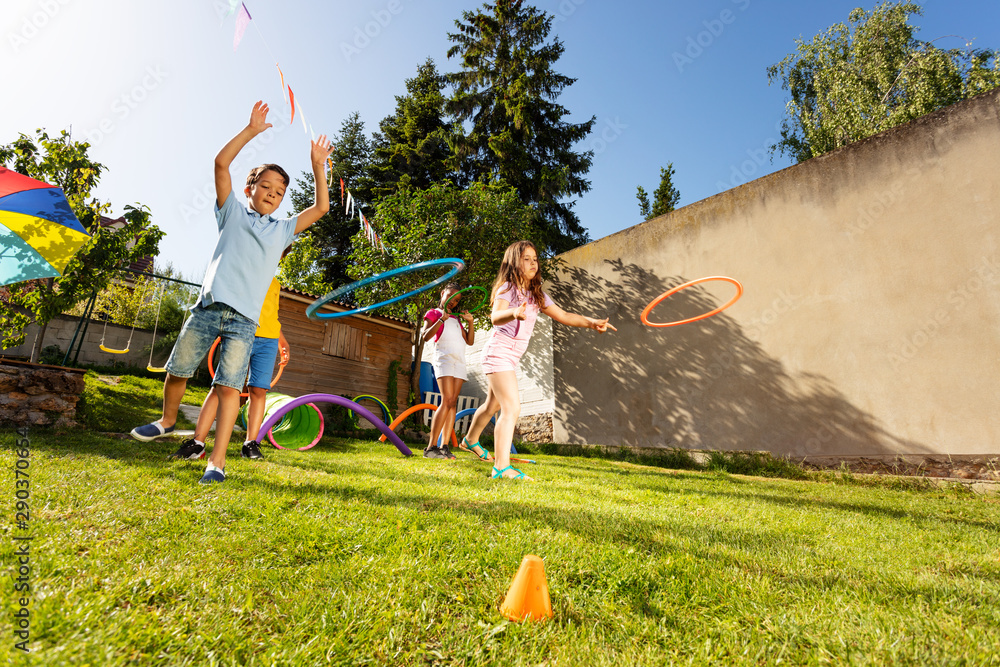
[636,187,651,220]
[370,58,458,198]
[288,112,373,288]
[636,164,681,220]
[445,0,595,254]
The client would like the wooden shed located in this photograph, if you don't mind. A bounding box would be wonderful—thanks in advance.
[271,288,413,420]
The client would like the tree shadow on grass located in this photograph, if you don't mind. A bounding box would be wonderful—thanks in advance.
[232,470,1000,609]
[18,428,994,535]
[17,429,1000,627]
[619,471,999,533]
[549,260,934,458]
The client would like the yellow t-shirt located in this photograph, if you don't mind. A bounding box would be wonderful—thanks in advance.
[255,277,282,339]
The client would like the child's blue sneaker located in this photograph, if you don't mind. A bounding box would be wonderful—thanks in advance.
[130,421,175,441]
[198,462,226,485]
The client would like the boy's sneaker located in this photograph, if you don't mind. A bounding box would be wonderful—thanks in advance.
[130,421,175,441]
[423,447,447,459]
[439,444,456,460]
[169,439,206,460]
[241,441,264,460]
[199,462,226,485]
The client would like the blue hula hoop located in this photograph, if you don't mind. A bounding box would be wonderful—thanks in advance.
[306,258,466,321]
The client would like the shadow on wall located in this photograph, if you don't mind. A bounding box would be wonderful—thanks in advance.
[551,259,933,458]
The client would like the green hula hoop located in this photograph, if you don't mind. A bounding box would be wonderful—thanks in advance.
[348,395,393,426]
[445,285,489,316]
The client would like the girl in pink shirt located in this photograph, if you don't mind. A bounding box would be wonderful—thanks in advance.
[462,240,616,480]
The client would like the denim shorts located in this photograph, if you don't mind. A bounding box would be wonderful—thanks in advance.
[166,302,256,390]
[247,336,279,389]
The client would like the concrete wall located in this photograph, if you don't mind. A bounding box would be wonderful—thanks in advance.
[551,89,1000,458]
[422,316,554,418]
[2,315,169,369]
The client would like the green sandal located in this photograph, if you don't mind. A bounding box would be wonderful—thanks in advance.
[492,465,525,480]
[461,436,491,461]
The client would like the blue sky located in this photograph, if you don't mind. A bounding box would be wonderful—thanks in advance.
[4,0,998,282]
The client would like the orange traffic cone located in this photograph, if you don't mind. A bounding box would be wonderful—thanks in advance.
[500,555,553,622]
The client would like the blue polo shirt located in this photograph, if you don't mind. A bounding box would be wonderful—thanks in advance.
[196,191,298,324]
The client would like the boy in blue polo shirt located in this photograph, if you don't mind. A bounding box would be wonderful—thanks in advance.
[131,100,332,484]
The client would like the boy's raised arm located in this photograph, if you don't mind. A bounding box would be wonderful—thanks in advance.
[295,135,334,234]
[215,101,273,208]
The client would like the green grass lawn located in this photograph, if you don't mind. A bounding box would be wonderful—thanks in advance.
[1,373,998,665]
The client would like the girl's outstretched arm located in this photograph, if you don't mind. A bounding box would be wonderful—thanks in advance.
[542,304,617,333]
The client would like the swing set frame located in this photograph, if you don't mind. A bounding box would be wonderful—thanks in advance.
[62,268,201,368]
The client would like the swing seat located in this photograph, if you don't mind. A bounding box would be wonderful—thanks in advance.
[100,344,130,354]
[147,364,167,373]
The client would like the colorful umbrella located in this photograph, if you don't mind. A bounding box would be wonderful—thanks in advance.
[0,167,91,286]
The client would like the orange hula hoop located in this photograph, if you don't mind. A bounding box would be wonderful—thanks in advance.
[378,403,459,449]
[207,337,286,398]
[640,276,743,328]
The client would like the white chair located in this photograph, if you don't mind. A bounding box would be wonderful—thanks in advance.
[422,392,481,433]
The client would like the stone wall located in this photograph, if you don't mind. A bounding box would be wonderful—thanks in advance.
[0,359,87,428]
[515,412,553,444]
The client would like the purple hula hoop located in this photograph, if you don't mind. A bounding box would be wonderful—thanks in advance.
[258,393,413,457]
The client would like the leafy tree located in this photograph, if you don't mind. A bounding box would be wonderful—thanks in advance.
[141,262,199,334]
[288,112,372,288]
[636,163,681,220]
[350,180,542,400]
[93,275,153,328]
[0,130,162,360]
[276,232,333,296]
[370,58,459,198]
[768,1,1000,162]
[445,0,595,254]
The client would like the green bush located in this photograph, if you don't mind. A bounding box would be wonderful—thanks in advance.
[39,344,64,365]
